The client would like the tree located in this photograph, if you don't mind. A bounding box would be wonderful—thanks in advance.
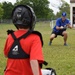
[2,2,14,19]
[56,0,70,19]
[0,3,4,19]
[15,0,55,19]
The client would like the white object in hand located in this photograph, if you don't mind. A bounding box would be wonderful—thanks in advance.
[60,26,64,29]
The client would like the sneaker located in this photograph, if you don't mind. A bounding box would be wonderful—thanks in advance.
[48,41,52,46]
[64,43,68,46]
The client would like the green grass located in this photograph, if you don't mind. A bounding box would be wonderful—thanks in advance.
[0,22,75,75]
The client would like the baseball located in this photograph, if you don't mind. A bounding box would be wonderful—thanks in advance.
[60,26,64,29]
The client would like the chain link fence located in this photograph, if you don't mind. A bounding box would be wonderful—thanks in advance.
[0,18,51,24]
[0,19,12,24]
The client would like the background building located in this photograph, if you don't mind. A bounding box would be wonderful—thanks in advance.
[70,0,75,26]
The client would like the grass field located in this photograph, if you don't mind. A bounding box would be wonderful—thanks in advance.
[0,22,75,75]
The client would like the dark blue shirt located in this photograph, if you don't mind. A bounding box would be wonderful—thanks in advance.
[53,18,70,32]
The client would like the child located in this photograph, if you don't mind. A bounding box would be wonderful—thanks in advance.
[4,5,44,75]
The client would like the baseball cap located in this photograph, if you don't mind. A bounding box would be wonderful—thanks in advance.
[62,12,66,17]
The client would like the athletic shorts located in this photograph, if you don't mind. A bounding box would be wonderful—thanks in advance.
[51,30,66,38]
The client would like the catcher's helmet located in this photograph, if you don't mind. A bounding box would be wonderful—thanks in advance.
[12,5,36,30]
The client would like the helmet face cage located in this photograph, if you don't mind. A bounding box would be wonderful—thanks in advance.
[12,5,36,30]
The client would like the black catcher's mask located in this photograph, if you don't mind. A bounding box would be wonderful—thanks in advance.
[12,5,36,30]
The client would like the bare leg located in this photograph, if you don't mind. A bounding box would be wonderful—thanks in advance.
[62,31,68,45]
[49,34,56,45]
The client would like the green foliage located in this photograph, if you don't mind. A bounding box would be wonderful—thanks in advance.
[0,0,55,20]
[56,0,70,19]
[15,0,55,19]
[0,0,71,20]
[0,3,4,19]
[2,2,14,19]
[0,22,75,75]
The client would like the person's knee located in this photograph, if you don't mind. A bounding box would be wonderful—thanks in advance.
[50,34,55,39]
[62,31,67,36]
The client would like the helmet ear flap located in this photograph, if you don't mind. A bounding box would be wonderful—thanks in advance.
[12,5,36,30]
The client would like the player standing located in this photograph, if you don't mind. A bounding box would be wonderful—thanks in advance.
[4,5,44,75]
